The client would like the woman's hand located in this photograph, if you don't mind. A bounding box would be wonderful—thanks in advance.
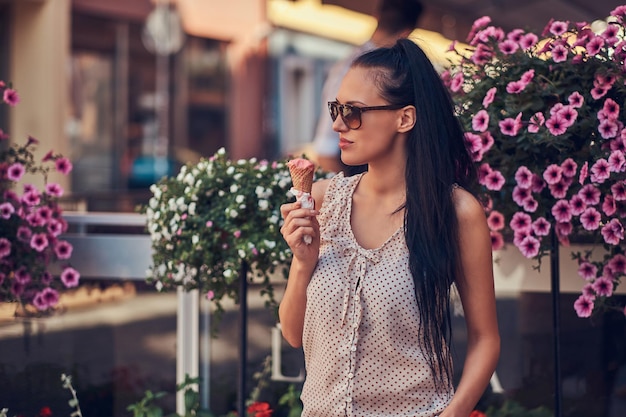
[280,201,320,267]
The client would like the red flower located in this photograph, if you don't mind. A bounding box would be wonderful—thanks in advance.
[247,401,273,417]
[470,411,486,417]
[39,406,53,417]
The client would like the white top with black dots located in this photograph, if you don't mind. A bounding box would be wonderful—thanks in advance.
[300,172,453,417]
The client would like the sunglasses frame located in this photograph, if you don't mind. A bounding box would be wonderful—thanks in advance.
[327,101,407,130]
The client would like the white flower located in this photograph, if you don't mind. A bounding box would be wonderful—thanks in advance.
[258,199,269,210]
[192,235,199,245]
[238,249,246,258]
[224,269,233,278]
[235,195,245,204]
[264,240,276,249]
[226,166,235,175]
[188,202,196,215]
[230,184,238,193]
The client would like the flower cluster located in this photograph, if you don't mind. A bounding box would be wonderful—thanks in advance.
[444,7,626,317]
[0,81,79,315]
[144,148,326,320]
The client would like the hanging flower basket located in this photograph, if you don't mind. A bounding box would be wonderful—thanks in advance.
[444,7,626,317]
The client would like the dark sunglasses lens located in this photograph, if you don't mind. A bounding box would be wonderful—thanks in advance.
[328,102,339,121]
[341,105,360,129]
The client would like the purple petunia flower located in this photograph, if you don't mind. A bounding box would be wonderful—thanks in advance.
[543,164,563,185]
[578,262,598,280]
[612,182,626,201]
[551,199,572,223]
[54,240,73,260]
[580,207,601,230]
[601,219,624,245]
[61,267,80,288]
[592,277,614,297]
[55,157,73,175]
[518,235,540,258]
[490,231,504,251]
[3,88,19,106]
[532,217,551,236]
[487,210,505,231]
[574,295,594,318]
[578,184,601,205]
[0,238,11,258]
[472,110,490,132]
[7,163,25,181]
[30,233,49,252]
[0,202,15,219]
[510,211,532,232]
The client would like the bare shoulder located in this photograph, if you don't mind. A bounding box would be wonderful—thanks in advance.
[451,186,487,225]
[312,178,332,210]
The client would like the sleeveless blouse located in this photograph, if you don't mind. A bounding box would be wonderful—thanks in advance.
[300,173,453,417]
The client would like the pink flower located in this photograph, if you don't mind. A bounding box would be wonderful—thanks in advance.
[531,174,545,193]
[582,283,596,298]
[506,80,527,94]
[54,240,73,260]
[234,230,242,238]
[549,20,569,36]
[15,267,31,285]
[17,226,32,241]
[602,98,620,118]
[498,39,519,54]
[520,69,535,84]
[609,254,626,274]
[520,33,538,49]
[598,119,619,139]
[561,158,577,177]
[608,151,625,172]
[30,233,49,252]
[601,219,624,245]
[22,190,41,206]
[591,86,609,100]
[472,110,490,132]
[569,194,587,216]
[603,195,617,216]
[45,183,64,197]
[464,132,483,154]
[568,91,584,108]
[487,210,505,231]
[545,113,568,135]
[484,170,506,191]
[61,267,80,288]
[612,182,626,200]
[3,88,19,106]
[477,163,492,183]
[510,211,532,232]
[507,28,525,42]
[480,132,494,153]
[515,166,533,188]
[532,217,551,236]
[543,164,563,185]
[450,71,464,92]
[206,220,213,227]
[518,235,540,258]
[499,113,522,136]
[549,180,569,199]
[580,207,601,230]
[556,106,578,127]
[528,112,545,133]
[0,238,11,258]
[578,184,601,205]
[55,157,73,175]
[592,277,614,297]
[551,199,572,223]
[551,44,568,62]
[490,231,505,251]
[522,196,538,212]
[574,295,594,318]
[586,36,605,55]
[578,262,598,280]
[482,87,497,108]
[512,186,531,206]
[590,159,611,183]
[0,202,14,219]
[7,163,25,181]
[579,162,589,185]
[206,290,215,300]
[33,287,60,311]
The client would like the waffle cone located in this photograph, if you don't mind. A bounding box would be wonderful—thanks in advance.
[289,166,314,193]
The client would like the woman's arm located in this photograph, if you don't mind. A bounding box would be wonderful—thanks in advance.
[278,179,329,347]
[443,188,501,417]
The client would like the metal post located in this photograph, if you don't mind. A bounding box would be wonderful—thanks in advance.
[550,229,562,417]
[238,261,249,417]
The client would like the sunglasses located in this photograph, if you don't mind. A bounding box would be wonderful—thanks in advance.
[328,101,407,130]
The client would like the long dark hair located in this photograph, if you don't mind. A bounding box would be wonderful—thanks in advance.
[352,38,477,391]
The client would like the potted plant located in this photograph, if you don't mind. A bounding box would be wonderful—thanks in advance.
[444,6,626,317]
[143,148,328,322]
[0,80,79,316]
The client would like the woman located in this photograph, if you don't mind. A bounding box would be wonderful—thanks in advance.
[279,38,500,417]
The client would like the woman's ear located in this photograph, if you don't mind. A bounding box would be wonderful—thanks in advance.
[397,105,416,133]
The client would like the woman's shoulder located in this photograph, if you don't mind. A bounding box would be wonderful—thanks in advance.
[451,185,486,224]
[311,171,358,210]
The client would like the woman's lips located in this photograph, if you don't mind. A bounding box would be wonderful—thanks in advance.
[339,137,353,149]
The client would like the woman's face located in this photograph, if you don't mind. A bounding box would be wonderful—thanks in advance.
[333,66,408,167]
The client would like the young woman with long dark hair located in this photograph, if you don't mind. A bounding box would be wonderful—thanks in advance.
[279,38,500,417]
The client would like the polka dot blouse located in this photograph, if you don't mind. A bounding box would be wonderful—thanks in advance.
[300,173,453,417]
